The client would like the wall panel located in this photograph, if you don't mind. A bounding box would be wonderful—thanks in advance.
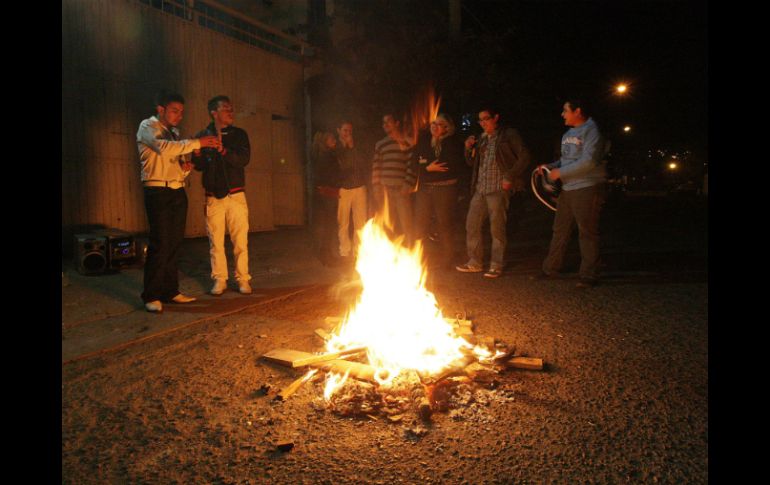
[62,0,307,237]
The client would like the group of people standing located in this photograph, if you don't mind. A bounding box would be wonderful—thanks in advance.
[312,99,608,288]
[135,91,608,313]
[311,105,532,278]
[312,111,472,271]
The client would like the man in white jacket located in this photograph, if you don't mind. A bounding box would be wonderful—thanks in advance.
[136,91,220,313]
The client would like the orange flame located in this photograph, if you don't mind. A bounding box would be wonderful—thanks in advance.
[325,214,490,387]
[323,370,351,401]
[407,84,441,146]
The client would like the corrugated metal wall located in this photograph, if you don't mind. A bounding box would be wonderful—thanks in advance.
[62,0,307,237]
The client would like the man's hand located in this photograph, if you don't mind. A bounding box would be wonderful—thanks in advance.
[426,160,448,172]
[465,135,477,150]
[547,168,561,181]
[198,135,221,149]
[180,161,193,172]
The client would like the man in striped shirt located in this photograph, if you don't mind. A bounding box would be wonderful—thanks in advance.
[371,113,416,243]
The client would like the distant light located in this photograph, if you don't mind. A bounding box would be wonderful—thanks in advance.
[668,162,678,170]
[623,125,631,132]
[616,84,628,94]
[460,113,472,130]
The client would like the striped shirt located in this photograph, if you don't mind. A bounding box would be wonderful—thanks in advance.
[372,135,415,188]
[475,131,502,194]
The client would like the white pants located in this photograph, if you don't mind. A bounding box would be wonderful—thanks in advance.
[206,192,250,282]
[337,186,367,257]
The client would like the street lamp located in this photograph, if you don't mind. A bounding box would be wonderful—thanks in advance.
[668,162,678,170]
[623,125,631,133]
[615,83,628,95]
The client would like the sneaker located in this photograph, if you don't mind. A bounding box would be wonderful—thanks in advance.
[238,280,252,295]
[484,268,503,279]
[171,293,196,303]
[456,263,483,273]
[576,278,597,289]
[145,300,163,313]
[210,279,227,296]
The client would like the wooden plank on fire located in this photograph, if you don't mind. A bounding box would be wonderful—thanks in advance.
[293,347,367,367]
[506,356,544,371]
[262,349,315,367]
[324,316,473,328]
[276,369,318,401]
[324,316,343,326]
[455,326,474,337]
[450,318,473,328]
[312,359,384,384]
[262,347,366,368]
[315,328,331,342]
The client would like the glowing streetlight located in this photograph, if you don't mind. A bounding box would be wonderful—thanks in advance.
[623,125,631,133]
[615,83,628,95]
[668,162,678,170]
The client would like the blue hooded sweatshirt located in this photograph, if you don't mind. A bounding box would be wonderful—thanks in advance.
[547,117,608,191]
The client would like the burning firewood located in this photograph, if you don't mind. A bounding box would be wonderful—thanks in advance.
[314,328,331,342]
[315,359,386,384]
[275,369,318,401]
[262,347,367,368]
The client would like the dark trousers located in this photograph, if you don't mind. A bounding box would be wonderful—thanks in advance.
[415,183,458,267]
[141,187,188,302]
[542,183,606,280]
[313,193,339,264]
[506,190,526,238]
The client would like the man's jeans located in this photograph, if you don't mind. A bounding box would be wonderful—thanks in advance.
[465,190,509,270]
[338,186,368,257]
[206,192,250,283]
[542,183,606,280]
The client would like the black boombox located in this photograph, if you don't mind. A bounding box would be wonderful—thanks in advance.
[73,229,139,275]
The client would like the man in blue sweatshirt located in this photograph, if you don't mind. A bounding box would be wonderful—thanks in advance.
[536,99,608,288]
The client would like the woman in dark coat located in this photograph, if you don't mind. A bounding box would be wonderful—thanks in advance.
[412,113,466,269]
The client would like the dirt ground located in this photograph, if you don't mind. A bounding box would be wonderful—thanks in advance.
[61,193,708,484]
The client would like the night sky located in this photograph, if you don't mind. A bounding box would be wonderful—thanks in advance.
[460,0,707,151]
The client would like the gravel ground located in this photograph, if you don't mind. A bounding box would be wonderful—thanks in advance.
[61,194,708,484]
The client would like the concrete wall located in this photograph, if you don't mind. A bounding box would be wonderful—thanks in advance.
[62,0,307,237]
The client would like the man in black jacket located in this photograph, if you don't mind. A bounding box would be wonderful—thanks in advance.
[456,106,530,278]
[191,95,252,295]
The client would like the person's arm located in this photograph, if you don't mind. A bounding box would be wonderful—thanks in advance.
[190,129,210,171]
[464,135,477,167]
[137,120,204,157]
[498,129,530,189]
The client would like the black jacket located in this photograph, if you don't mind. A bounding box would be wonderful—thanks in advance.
[412,130,466,185]
[466,126,531,195]
[191,123,250,198]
